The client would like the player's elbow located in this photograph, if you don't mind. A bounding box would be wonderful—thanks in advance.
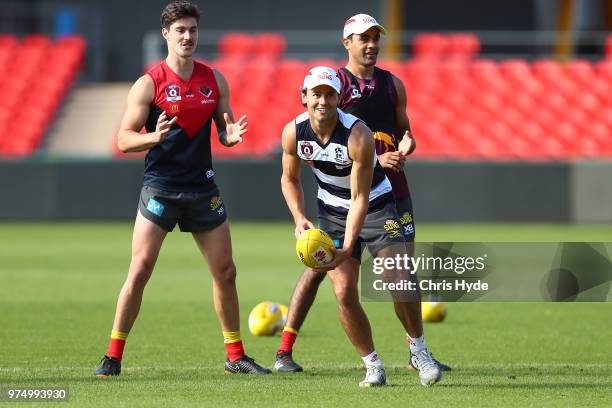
[117,132,130,153]
[350,193,369,209]
[408,137,417,155]
[281,174,298,187]
[117,139,127,153]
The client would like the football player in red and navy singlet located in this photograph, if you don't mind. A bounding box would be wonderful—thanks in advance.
[274,14,449,383]
[95,1,271,377]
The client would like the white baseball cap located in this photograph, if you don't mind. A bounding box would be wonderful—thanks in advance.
[302,66,342,94]
[343,13,386,39]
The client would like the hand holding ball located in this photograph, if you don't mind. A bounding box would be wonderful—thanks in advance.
[295,229,335,268]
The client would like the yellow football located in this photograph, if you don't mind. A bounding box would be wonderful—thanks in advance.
[248,301,284,336]
[422,301,448,323]
[295,228,335,268]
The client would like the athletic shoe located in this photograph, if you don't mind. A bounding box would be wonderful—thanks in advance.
[359,365,387,387]
[224,355,271,374]
[95,355,121,377]
[274,351,303,373]
[408,351,452,372]
[410,348,442,386]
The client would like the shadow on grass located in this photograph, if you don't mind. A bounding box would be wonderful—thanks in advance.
[3,365,610,391]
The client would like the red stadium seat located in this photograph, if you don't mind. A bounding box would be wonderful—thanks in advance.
[532,108,559,133]
[469,60,507,96]
[428,106,456,126]
[521,122,546,142]
[564,108,590,130]
[307,59,337,69]
[599,107,612,128]
[442,92,471,114]
[582,122,610,143]
[537,91,568,115]
[0,34,17,50]
[577,92,601,113]
[515,77,544,96]
[509,93,537,114]
[585,78,612,104]
[253,33,286,57]
[218,33,255,57]
[21,34,52,49]
[564,60,595,84]
[555,121,577,144]
[595,60,612,79]
[447,34,480,59]
[500,59,531,81]
[532,60,566,89]
[436,60,470,87]
[496,107,524,131]
[377,59,403,74]
[413,33,449,59]
[475,92,504,114]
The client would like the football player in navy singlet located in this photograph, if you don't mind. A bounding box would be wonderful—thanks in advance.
[95,1,270,377]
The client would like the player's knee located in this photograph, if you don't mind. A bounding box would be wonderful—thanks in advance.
[128,255,155,287]
[303,268,326,286]
[212,260,236,286]
[333,284,359,308]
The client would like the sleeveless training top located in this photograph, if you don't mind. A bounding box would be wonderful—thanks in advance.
[294,108,393,218]
[337,66,410,199]
[142,60,219,193]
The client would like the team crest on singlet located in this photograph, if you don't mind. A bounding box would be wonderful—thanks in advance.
[165,83,181,102]
[300,141,314,158]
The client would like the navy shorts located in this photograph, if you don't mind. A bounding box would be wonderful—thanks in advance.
[318,201,407,261]
[138,185,227,232]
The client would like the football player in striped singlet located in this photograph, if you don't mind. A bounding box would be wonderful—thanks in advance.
[277,66,441,387]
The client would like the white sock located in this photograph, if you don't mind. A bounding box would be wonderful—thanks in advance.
[407,334,427,352]
[362,350,384,368]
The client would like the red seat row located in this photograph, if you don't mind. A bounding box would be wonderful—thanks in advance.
[218,33,286,58]
[413,33,480,59]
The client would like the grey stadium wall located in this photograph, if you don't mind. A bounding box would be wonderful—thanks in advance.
[1,159,610,223]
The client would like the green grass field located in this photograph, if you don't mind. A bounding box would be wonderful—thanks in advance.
[1,222,611,407]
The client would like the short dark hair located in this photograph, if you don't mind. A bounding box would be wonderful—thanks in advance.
[161,1,200,29]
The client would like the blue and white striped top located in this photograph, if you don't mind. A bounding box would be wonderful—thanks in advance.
[294,108,393,218]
